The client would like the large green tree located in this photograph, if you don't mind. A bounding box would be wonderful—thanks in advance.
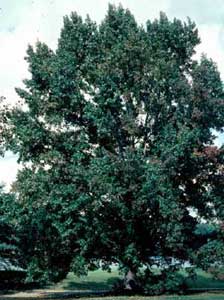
[2,4,224,290]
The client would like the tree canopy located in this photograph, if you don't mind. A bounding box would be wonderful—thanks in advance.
[1,4,224,291]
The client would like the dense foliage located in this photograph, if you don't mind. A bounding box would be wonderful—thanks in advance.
[1,4,224,292]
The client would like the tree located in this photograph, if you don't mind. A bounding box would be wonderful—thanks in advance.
[0,185,18,260]
[2,4,224,291]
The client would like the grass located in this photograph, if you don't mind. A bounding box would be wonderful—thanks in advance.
[2,267,224,299]
[52,267,224,292]
[184,269,224,290]
[46,268,224,300]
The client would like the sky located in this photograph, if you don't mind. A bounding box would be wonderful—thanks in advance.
[0,0,224,189]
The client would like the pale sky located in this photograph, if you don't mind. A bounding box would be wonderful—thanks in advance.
[1,0,224,189]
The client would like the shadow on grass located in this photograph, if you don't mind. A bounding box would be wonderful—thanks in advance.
[63,276,119,291]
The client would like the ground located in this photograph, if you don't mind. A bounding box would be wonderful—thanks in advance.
[2,293,224,299]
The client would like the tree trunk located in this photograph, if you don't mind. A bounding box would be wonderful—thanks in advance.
[124,269,140,291]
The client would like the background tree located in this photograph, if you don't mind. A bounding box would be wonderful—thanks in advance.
[2,4,224,291]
